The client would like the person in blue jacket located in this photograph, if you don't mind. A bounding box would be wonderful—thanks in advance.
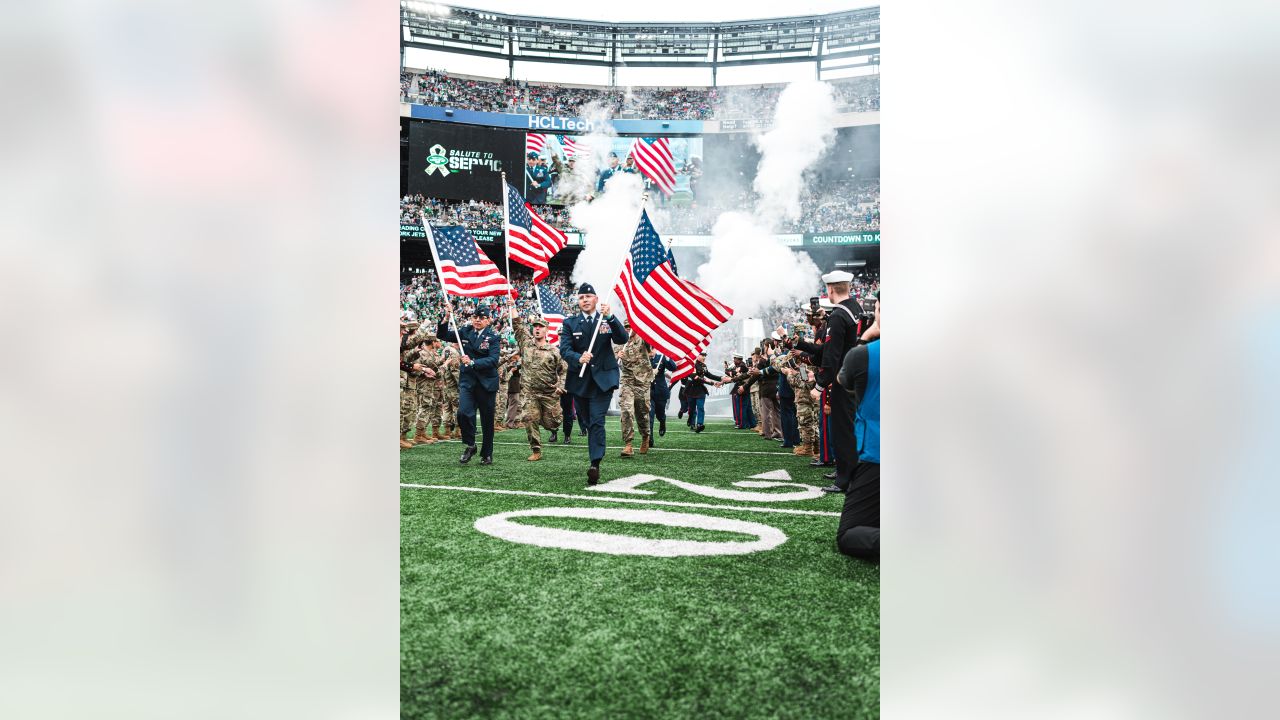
[558,283,627,486]
[646,350,679,447]
[436,307,502,465]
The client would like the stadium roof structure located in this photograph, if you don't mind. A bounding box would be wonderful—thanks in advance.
[400,2,879,85]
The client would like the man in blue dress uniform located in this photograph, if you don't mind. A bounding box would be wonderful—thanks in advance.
[436,307,502,465]
[558,283,628,485]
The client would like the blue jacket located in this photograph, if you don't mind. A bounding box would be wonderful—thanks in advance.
[854,340,880,463]
[559,311,628,396]
[436,321,502,393]
[649,352,679,398]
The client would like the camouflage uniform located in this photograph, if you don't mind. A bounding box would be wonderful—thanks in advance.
[615,332,656,446]
[786,355,820,453]
[399,327,433,441]
[440,344,461,436]
[512,316,566,453]
[413,340,445,438]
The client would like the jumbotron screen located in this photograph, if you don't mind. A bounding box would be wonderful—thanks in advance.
[406,121,525,203]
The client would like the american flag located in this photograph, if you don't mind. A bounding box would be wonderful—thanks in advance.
[429,224,512,297]
[558,135,580,158]
[630,137,676,197]
[614,210,733,361]
[669,341,709,385]
[504,182,569,284]
[537,288,566,345]
[526,133,546,156]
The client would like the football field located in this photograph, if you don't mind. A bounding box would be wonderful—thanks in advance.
[401,416,879,719]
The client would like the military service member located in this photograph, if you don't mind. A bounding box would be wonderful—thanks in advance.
[512,314,568,461]
[614,320,656,458]
[437,307,502,465]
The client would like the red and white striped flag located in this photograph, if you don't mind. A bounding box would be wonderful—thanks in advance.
[526,133,546,156]
[614,210,733,361]
[537,288,567,345]
[504,183,569,284]
[558,135,580,158]
[630,137,676,197]
[428,224,512,297]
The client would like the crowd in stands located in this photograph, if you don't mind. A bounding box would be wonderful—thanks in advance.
[401,69,879,120]
[401,180,877,237]
[401,195,579,233]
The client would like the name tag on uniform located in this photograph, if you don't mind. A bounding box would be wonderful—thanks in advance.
[572,332,583,337]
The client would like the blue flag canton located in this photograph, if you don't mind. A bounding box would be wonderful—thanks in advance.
[433,225,480,264]
[506,184,531,229]
[667,249,679,277]
[629,211,668,284]
[539,289,565,316]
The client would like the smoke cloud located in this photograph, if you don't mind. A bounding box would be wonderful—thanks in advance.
[696,211,820,318]
[693,79,837,324]
[752,79,839,222]
[555,102,617,204]
[568,171,646,311]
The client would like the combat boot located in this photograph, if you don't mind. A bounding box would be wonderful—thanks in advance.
[400,438,413,450]
[527,451,542,461]
[620,442,634,458]
[793,444,810,457]
[639,437,650,454]
[432,427,446,441]
[412,429,433,445]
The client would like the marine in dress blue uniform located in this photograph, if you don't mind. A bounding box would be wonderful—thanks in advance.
[646,351,678,445]
[436,308,502,464]
[526,153,551,204]
[558,283,628,485]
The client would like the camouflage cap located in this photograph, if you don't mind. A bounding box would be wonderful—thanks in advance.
[530,318,549,328]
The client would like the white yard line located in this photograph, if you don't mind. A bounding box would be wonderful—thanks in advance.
[400,483,842,517]
[414,440,798,456]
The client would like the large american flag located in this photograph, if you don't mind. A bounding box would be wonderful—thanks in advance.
[537,288,566,345]
[526,133,546,156]
[630,137,676,197]
[558,135,580,158]
[615,210,733,361]
[504,182,569,284]
[429,224,512,297]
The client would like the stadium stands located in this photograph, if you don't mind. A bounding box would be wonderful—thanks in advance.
[401,69,879,120]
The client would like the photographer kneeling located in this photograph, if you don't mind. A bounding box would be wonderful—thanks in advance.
[836,293,880,563]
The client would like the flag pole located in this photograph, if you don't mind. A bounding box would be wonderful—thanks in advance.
[577,190,649,378]
[421,213,466,359]
[500,171,516,325]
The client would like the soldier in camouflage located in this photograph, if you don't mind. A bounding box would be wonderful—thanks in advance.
[774,348,819,457]
[440,343,462,439]
[412,335,444,445]
[512,314,567,461]
[399,322,432,449]
[615,322,656,458]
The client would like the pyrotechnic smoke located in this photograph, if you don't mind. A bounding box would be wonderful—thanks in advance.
[753,80,838,223]
[694,79,836,319]
[568,170,646,313]
[696,211,820,318]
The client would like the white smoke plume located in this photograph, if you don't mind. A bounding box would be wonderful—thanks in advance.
[568,171,647,312]
[752,80,839,224]
[695,211,820,318]
[694,80,837,321]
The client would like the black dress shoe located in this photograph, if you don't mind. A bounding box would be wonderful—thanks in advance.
[659,420,666,436]
[480,456,493,466]
[821,484,842,493]
[823,471,837,480]
[460,445,477,464]
[695,424,705,433]
[549,429,558,443]
[587,465,600,486]
[562,435,572,445]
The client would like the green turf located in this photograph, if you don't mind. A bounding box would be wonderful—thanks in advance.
[401,416,879,719]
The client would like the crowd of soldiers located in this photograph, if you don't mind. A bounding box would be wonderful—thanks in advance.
[398,305,683,463]
[399,272,881,562]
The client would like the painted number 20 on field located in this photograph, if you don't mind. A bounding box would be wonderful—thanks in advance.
[472,472,824,558]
